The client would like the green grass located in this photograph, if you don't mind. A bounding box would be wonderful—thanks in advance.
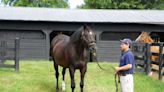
[0,60,164,92]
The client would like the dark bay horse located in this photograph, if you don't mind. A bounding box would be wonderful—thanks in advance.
[135,31,164,75]
[50,25,97,92]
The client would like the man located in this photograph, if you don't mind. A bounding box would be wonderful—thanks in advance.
[114,38,135,92]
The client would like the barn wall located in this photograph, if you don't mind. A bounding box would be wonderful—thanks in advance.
[0,30,46,59]
[97,41,120,62]
[96,31,140,62]
[0,21,164,61]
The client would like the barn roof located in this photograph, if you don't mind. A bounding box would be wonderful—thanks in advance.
[0,7,164,24]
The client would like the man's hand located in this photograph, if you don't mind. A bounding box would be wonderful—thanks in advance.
[114,67,120,73]
[114,64,132,73]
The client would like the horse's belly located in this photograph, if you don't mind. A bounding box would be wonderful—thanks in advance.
[55,60,69,68]
[52,44,70,67]
[74,61,86,69]
[53,52,69,68]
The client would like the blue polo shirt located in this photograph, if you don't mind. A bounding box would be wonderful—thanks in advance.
[119,50,135,75]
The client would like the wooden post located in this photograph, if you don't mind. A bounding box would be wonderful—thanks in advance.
[0,41,7,63]
[42,30,52,60]
[143,43,147,72]
[15,38,20,72]
[95,31,102,61]
[131,42,136,69]
[145,43,151,75]
[158,43,163,80]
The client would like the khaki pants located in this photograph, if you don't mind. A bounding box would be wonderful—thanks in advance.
[120,74,133,92]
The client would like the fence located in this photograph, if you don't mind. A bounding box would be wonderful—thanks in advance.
[132,42,164,80]
[0,38,20,71]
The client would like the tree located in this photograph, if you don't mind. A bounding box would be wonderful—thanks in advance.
[79,0,164,9]
[156,1,164,10]
[2,0,68,8]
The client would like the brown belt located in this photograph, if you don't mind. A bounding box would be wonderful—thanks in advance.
[120,73,132,76]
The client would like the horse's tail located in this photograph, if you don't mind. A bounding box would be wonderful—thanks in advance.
[49,35,61,61]
[49,44,53,61]
[50,37,56,61]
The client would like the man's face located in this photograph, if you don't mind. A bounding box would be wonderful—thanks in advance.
[120,43,129,51]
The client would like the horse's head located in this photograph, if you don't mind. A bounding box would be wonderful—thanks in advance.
[135,31,154,43]
[81,26,97,51]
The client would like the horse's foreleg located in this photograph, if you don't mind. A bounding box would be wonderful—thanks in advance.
[53,61,59,92]
[69,66,75,92]
[62,68,66,91]
[80,66,87,92]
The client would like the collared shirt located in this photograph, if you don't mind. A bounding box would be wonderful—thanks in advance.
[119,50,135,75]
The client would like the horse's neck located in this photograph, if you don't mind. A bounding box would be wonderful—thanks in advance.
[70,30,81,43]
[146,36,154,43]
[75,42,86,55]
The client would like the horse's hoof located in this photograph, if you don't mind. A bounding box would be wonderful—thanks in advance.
[62,86,66,91]
[62,87,65,91]
[62,81,66,91]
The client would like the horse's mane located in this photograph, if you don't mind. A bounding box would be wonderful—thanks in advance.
[70,26,84,43]
[143,32,154,43]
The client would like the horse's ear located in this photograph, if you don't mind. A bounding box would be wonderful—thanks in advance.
[84,25,92,33]
[83,25,87,31]
[81,26,85,36]
[142,31,146,34]
[82,29,84,35]
[83,24,90,31]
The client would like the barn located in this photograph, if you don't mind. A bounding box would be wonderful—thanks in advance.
[0,7,164,61]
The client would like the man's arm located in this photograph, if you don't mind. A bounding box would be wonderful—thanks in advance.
[114,64,132,73]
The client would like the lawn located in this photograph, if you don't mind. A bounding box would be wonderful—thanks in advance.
[0,60,164,92]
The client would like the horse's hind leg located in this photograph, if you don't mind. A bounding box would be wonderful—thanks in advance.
[62,68,66,91]
[53,61,59,92]
[80,66,87,92]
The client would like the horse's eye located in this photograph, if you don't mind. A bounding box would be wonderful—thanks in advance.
[91,41,95,43]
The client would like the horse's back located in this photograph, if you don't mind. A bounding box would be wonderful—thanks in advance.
[51,34,70,67]
[51,34,69,47]
[150,46,164,54]
[150,46,164,62]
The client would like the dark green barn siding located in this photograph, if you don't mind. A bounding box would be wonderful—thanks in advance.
[97,32,140,62]
[0,30,46,59]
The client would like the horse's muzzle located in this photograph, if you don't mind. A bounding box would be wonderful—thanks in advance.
[89,42,97,51]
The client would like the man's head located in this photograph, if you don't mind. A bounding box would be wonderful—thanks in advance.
[120,38,132,52]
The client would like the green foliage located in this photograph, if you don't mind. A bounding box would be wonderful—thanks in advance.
[1,0,68,8]
[80,0,164,9]
[154,0,164,9]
